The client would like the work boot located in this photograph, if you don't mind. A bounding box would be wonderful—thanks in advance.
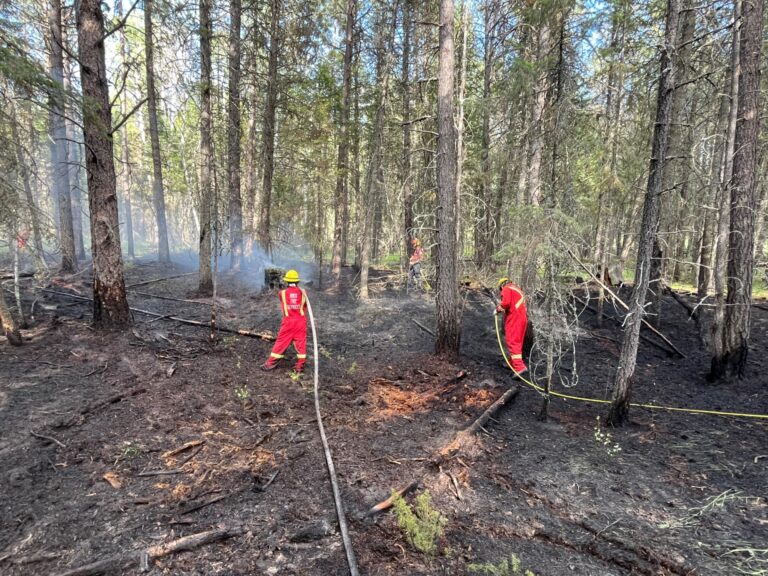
[260,362,277,371]
[513,369,529,382]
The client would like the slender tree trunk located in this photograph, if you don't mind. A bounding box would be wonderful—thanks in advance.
[227,0,243,268]
[712,0,764,379]
[607,0,680,426]
[257,0,281,255]
[476,0,496,268]
[710,0,741,374]
[455,0,468,253]
[145,0,171,263]
[401,0,413,273]
[527,17,550,206]
[116,0,135,260]
[360,3,396,298]
[63,28,86,262]
[76,0,131,327]
[50,0,77,273]
[332,0,355,283]
[435,0,460,358]
[10,102,48,273]
[198,0,214,294]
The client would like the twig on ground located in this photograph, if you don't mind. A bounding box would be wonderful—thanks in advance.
[162,439,205,459]
[365,480,419,516]
[80,363,108,377]
[137,469,185,477]
[177,444,205,467]
[30,430,66,448]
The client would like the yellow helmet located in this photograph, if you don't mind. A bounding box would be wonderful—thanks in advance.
[283,269,300,283]
[497,277,509,289]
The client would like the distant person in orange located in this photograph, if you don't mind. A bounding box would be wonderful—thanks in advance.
[261,269,307,374]
[496,277,528,378]
[408,238,425,290]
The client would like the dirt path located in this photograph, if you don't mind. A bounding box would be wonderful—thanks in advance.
[1,263,766,575]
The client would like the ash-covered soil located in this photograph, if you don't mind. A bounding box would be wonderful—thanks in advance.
[1,261,766,576]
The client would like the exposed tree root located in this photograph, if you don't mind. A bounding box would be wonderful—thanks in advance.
[53,525,245,576]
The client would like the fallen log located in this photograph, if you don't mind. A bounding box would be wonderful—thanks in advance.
[125,272,196,289]
[572,295,678,357]
[566,248,685,358]
[367,381,520,516]
[40,289,274,341]
[411,319,435,336]
[53,525,245,576]
[128,290,213,306]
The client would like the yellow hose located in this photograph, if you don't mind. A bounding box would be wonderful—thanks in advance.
[493,312,768,420]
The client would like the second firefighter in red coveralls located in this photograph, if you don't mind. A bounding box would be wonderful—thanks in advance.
[261,269,307,373]
[496,278,528,377]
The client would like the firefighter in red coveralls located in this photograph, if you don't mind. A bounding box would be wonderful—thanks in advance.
[261,269,308,373]
[496,278,528,378]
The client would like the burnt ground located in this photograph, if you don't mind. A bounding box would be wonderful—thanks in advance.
[1,261,767,576]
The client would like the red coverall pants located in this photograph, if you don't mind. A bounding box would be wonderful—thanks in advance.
[265,287,307,370]
[499,284,528,373]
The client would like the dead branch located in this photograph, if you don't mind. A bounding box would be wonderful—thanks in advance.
[40,289,275,341]
[29,430,66,448]
[572,295,678,357]
[53,525,245,576]
[137,469,185,477]
[565,248,685,358]
[177,444,205,467]
[125,272,196,289]
[411,319,435,336]
[365,480,419,516]
[178,493,230,515]
[129,290,212,306]
[162,439,205,458]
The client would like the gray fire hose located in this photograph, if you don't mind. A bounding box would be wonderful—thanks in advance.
[305,293,360,576]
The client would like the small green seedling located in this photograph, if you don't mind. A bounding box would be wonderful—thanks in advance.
[468,553,536,576]
[594,416,622,456]
[392,491,447,556]
[234,385,250,407]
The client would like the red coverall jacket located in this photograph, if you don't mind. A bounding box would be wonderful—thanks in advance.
[498,283,527,373]
[265,286,307,370]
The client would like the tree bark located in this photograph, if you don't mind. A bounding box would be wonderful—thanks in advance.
[257,0,281,255]
[435,0,461,358]
[332,0,355,284]
[607,0,679,426]
[198,0,214,294]
[228,0,243,268]
[49,0,77,273]
[76,0,131,327]
[712,0,764,380]
[526,15,550,206]
[145,0,171,263]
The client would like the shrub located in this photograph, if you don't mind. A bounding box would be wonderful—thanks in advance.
[392,491,447,556]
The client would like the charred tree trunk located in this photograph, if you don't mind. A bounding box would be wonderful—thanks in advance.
[435,0,461,358]
[607,0,679,426]
[198,0,214,294]
[332,0,355,284]
[711,0,764,380]
[76,0,131,327]
[50,0,77,273]
[228,0,243,268]
[145,0,171,263]
[257,0,281,255]
[0,288,23,346]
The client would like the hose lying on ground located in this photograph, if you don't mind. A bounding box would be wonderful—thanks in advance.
[305,294,360,576]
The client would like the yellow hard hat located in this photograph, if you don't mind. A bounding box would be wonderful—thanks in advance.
[497,277,509,288]
[283,269,300,283]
